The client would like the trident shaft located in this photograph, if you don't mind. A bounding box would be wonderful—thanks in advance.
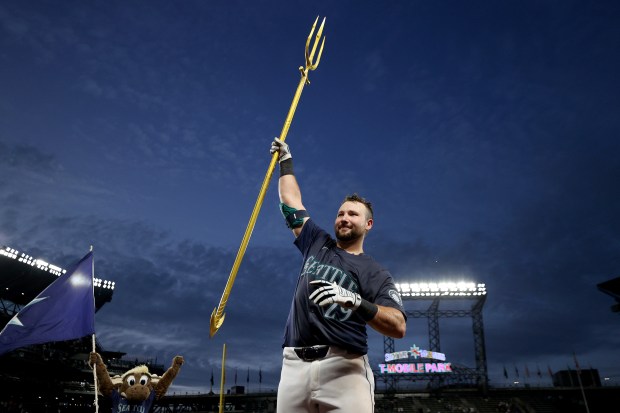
[210,17,326,337]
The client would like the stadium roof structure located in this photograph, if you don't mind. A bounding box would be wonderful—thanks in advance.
[0,245,115,320]
[597,276,620,313]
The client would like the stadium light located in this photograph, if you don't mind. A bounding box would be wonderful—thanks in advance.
[2,247,68,276]
[395,281,486,297]
[94,278,115,290]
[2,245,115,290]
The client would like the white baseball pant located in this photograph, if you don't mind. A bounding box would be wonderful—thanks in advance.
[276,346,375,413]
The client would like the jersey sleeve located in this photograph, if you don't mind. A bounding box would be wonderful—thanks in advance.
[294,219,331,256]
[368,269,407,319]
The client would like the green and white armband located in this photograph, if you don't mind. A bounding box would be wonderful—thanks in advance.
[279,202,309,229]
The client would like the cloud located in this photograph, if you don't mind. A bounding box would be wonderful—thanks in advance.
[0,141,61,173]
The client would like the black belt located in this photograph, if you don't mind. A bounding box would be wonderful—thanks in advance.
[293,345,329,361]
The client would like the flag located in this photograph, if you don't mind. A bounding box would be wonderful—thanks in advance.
[0,251,95,355]
[247,367,250,384]
[259,367,262,383]
[503,365,508,379]
[210,368,214,387]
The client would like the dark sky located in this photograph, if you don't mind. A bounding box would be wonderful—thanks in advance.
[1,0,619,393]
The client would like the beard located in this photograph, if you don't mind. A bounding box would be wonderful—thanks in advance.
[335,224,364,243]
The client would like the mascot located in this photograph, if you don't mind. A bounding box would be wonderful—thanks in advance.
[89,352,184,412]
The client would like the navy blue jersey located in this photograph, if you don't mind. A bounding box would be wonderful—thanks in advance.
[111,388,156,413]
[282,219,406,354]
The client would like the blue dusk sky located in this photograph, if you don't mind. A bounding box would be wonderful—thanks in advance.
[1,0,619,393]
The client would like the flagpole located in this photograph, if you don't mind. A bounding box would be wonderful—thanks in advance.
[574,352,591,413]
[210,367,214,394]
[92,333,98,413]
[576,372,590,413]
[90,245,99,413]
[219,343,227,413]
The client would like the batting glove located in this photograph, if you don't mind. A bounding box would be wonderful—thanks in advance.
[309,280,361,309]
[270,137,292,163]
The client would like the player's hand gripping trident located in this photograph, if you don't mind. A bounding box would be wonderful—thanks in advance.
[209,17,326,337]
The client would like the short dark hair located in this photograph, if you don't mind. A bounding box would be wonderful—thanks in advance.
[343,193,373,219]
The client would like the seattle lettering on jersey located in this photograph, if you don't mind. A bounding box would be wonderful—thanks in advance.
[116,404,147,413]
[112,390,155,413]
[302,255,359,321]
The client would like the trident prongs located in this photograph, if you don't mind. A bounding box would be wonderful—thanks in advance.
[304,16,326,75]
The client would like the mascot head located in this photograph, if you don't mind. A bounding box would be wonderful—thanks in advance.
[111,365,162,402]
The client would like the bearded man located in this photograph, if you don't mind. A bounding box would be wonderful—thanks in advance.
[270,137,407,413]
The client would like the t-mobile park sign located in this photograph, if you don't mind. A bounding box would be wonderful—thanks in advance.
[378,344,452,374]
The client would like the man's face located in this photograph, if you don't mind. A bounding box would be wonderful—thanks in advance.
[334,201,373,242]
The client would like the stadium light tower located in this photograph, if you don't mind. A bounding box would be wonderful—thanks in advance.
[382,278,489,392]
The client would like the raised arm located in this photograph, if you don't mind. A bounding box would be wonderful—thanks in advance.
[271,138,309,237]
[89,351,115,397]
[154,355,184,400]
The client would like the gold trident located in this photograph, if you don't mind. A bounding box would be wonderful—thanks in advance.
[210,17,326,337]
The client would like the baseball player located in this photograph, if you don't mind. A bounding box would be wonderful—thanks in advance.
[270,137,407,413]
